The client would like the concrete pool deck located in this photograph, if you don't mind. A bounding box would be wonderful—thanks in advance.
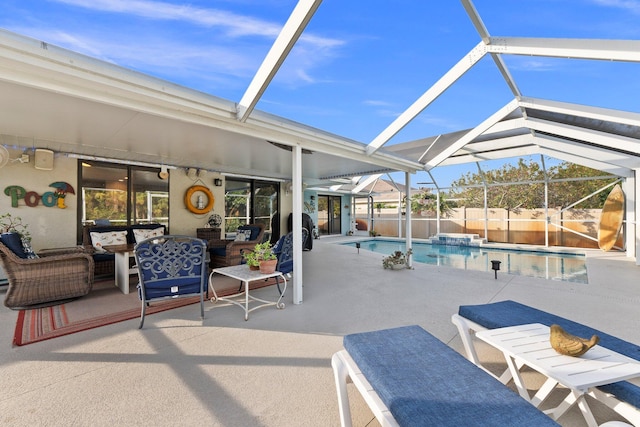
[0,236,638,426]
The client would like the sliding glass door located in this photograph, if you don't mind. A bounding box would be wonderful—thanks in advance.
[79,160,169,231]
[224,178,279,241]
[317,195,341,235]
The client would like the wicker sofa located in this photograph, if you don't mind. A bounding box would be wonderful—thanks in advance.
[82,223,166,276]
[0,233,94,308]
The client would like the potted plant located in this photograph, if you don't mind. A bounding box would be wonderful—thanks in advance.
[0,212,36,258]
[382,248,412,270]
[242,249,260,270]
[252,241,278,274]
[0,213,31,240]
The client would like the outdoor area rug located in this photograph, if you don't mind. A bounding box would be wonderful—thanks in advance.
[13,275,279,346]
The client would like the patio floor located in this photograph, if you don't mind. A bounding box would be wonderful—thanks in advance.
[1,237,639,426]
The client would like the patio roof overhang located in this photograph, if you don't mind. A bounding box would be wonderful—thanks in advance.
[0,28,421,187]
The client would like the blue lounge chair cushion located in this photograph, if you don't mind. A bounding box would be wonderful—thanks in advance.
[344,325,559,426]
[459,300,640,408]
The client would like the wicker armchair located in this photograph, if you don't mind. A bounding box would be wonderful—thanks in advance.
[205,223,265,268]
[0,238,94,309]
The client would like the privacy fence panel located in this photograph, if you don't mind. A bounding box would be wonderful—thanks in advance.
[357,207,621,249]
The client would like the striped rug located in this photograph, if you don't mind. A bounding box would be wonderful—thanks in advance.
[13,276,279,346]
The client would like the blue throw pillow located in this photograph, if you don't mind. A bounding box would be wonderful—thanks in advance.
[0,232,29,258]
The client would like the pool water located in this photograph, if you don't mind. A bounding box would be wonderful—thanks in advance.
[343,239,588,284]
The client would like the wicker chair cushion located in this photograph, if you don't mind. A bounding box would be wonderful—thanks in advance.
[0,232,28,258]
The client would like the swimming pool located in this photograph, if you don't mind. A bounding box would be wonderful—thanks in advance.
[342,239,588,284]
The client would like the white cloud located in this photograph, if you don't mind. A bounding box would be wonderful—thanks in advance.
[590,0,640,15]
[508,58,557,72]
[14,26,258,86]
[52,0,343,46]
[42,0,345,88]
[415,114,461,131]
[47,31,105,58]
[54,0,279,37]
[363,100,394,107]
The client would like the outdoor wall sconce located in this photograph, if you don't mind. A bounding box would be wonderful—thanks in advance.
[214,178,222,187]
[356,242,360,254]
[158,165,169,180]
[491,260,501,279]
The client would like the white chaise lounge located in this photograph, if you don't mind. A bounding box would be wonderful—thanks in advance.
[332,325,562,426]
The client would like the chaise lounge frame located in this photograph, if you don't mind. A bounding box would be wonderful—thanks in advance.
[452,302,640,426]
[332,350,398,427]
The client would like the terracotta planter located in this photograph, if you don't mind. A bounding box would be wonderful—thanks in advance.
[259,259,277,274]
[249,264,260,271]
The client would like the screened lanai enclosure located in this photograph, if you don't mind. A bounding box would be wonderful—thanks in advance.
[351,156,622,250]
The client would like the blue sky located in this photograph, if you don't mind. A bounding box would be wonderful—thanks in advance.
[2,0,639,187]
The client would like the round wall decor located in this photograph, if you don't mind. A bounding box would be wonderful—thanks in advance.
[184,185,214,214]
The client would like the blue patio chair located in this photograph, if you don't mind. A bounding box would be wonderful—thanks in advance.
[271,228,309,294]
[134,235,207,329]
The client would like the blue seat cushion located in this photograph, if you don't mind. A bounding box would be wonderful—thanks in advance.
[459,300,640,407]
[210,247,226,257]
[92,252,115,262]
[138,278,202,301]
[344,325,559,426]
[0,232,29,258]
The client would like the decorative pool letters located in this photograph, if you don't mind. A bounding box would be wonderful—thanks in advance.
[3,182,75,208]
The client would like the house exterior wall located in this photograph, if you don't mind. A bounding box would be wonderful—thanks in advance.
[0,147,228,250]
[169,171,225,236]
[0,148,77,251]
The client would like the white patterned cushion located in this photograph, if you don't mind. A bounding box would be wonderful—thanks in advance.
[21,237,39,259]
[133,227,165,243]
[234,229,251,241]
[90,231,128,253]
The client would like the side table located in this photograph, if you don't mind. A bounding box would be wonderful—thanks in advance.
[197,227,221,241]
[209,264,286,320]
[476,323,640,427]
[103,243,137,294]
